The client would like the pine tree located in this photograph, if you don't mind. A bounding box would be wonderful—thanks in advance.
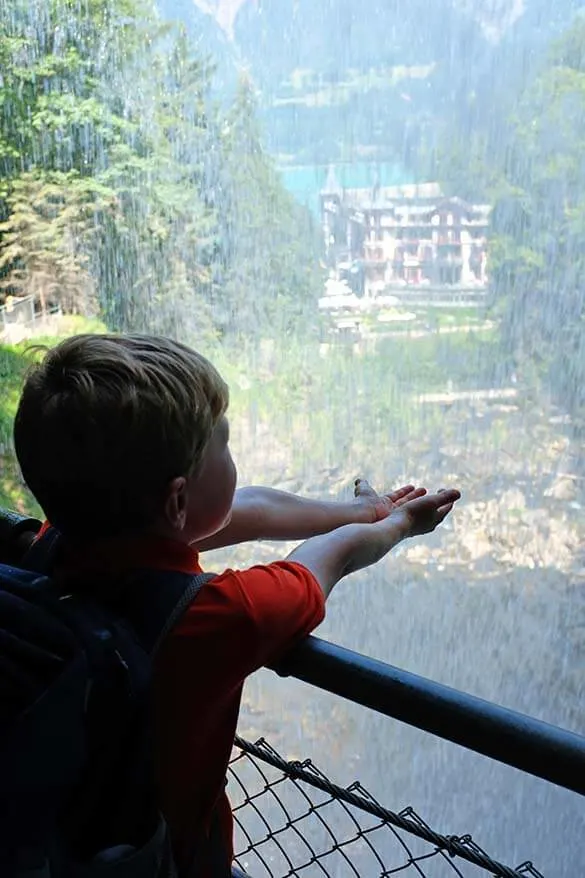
[0,1,324,340]
[0,171,114,314]
[216,75,323,340]
[0,0,157,315]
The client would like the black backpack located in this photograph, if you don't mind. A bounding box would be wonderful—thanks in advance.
[0,512,227,878]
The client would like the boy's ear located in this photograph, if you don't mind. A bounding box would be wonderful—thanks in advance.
[164,476,189,531]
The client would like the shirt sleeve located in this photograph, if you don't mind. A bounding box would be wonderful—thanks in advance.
[170,560,325,687]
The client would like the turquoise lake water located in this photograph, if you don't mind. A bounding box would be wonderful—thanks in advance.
[278,162,415,213]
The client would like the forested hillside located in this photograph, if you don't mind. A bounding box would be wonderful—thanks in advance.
[0,0,323,336]
[173,0,585,170]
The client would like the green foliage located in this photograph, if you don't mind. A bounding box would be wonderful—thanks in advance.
[0,0,323,339]
[492,22,585,424]
[0,170,114,312]
[0,342,40,513]
[439,15,585,428]
[215,77,324,338]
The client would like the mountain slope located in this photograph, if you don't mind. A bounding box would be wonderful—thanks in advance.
[191,0,247,37]
[157,0,585,170]
[156,0,237,92]
[232,0,483,84]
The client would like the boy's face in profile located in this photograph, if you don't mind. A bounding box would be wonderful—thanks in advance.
[183,414,237,543]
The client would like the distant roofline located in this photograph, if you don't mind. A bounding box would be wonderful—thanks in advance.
[321,186,445,198]
[318,162,420,196]
[323,186,492,212]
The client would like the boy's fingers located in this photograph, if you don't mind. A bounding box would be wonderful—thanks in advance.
[407,490,460,514]
[436,503,454,522]
[433,489,460,504]
[388,484,415,501]
[393,486,426,507]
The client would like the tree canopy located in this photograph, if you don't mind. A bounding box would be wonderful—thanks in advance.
[438,12,585,428]
[0,0,323,339]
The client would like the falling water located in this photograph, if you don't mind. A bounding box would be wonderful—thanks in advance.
[0,0,584,875]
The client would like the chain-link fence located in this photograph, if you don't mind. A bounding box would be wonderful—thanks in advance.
[228,737,545,878]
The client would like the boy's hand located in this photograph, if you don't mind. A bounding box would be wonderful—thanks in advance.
[353,478,427,522]
[383,489,461,540]
[287,487,461,598]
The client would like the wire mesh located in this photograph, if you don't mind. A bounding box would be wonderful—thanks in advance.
[229,737,545,878]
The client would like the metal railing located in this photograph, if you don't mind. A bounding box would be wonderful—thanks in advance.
[277,636,585,797]
[226,635,585,877]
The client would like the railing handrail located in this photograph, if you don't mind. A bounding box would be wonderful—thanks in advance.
[275,635,585,797]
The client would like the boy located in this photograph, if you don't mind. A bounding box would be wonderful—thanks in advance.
[13,333,460,876]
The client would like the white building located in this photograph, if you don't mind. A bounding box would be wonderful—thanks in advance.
[320,170,491,297]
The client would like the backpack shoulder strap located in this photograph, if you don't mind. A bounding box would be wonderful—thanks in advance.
[114,569,217,657]
[152,572,217,655]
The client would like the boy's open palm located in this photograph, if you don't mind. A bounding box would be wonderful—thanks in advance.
[353,478,427,521]
[383,489,460,538]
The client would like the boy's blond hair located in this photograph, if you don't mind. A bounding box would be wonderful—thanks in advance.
[14,334,229,539]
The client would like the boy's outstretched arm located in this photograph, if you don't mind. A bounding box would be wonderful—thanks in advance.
[194,481,425,552]
[286,489,461,598]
